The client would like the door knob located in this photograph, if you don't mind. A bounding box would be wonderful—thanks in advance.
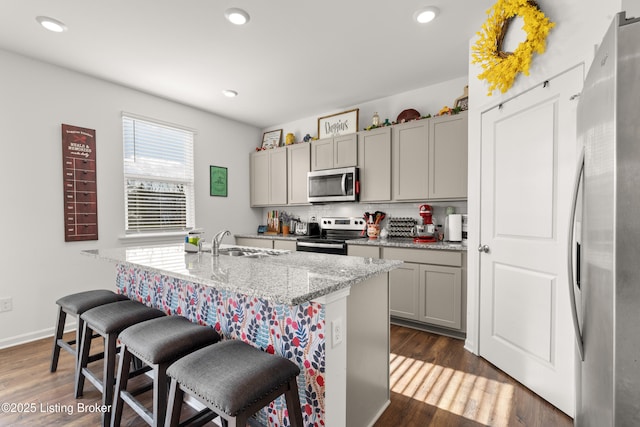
[478,244,490,253]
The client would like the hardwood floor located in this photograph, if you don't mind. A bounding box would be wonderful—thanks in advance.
[375,325,573,427]
[0,326,573,426]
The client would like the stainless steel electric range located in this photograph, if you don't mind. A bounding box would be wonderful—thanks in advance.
[296,217,368,255]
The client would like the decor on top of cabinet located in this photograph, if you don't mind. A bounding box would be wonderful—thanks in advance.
[454,85,469,111]
[259,129,282,150]
[472,0,555,95]
[396,108,421,124]
[317,108,359,139]
[285,132,296,145]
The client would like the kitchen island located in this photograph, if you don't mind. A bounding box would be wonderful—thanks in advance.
[83,244,401,427]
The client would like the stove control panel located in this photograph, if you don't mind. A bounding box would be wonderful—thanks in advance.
[320,217,367,230]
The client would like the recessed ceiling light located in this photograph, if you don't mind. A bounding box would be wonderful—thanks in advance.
[222,89,238,98]
[414,7,439,24]
[36,16,68,33]
[224,8,250,25]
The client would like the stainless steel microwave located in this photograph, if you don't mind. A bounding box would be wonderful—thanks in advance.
[307,167,359,203]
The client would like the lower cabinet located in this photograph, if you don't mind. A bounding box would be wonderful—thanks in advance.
[382,247,465,333]
[234,237,297,251]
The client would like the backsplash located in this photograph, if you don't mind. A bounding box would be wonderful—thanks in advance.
[261,201,467,229]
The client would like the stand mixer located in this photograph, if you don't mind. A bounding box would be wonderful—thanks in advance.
[412,204,437,243]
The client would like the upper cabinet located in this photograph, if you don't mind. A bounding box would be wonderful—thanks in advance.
[250,147,287,207]
[358,127,391,202]
[428,113,468,200]
[392,120,430,201]
[287,143,311,205]
[311,134,357,171]
[391,111,468,202]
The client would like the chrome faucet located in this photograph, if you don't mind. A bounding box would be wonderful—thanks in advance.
[212,230,230,256]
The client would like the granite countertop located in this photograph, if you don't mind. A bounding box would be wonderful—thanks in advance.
[346,237,467,251]
[236,233,466,251]
[83,244,401,306]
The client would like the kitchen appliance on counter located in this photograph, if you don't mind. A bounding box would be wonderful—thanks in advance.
[412,204,436,243]
[568,12,640,427]
[294,220,320,236]
[296,217,367,255]
[307,167,359,203]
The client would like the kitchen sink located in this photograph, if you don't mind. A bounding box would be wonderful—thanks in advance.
[217,247,288,257]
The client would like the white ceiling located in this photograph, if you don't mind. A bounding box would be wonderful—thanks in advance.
[0,0,494,128]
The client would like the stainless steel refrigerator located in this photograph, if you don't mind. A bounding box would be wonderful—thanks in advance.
[568,11,640,427]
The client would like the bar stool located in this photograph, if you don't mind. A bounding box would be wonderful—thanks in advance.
[165,339,304,427]
[51,289,128,373]
[110,316,221,427]
[76,300,165,427]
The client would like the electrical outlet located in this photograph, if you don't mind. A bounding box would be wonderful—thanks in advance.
[331,318,343,347]
[0,297,12,313]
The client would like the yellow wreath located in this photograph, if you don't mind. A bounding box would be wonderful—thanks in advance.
[472,0,554,95]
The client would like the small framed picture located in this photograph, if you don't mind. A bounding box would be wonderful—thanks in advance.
[317,108,359,139]
[455,96,469,111]
[261,129,283,149]
[210,165,227,197]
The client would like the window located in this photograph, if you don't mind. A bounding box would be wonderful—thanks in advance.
[122,114,195,233]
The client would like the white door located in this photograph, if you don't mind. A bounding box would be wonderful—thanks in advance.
[479,67,582,416]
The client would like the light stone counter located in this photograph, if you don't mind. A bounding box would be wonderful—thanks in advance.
[83,243,400,426]
[83,243,401,305]
[346,237,467,251]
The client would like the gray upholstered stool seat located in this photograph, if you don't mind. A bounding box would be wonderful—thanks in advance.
[110,316,221,427]
[76,300,165,427]
[51,289,128,372]
[165,339,303,427]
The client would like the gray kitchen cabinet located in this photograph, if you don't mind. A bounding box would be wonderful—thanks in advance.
[383,247,464,333]
[250,147,287,207]
[392,120,429,200]
[347,244,380,258]
[273,239,296,251]
[357,127,391,202]
[311,134,357,171]
[389,262,420,320]
[418,264,462,329]
[287,143,310,205]
[235,237,274,249]
[428,112,468,200]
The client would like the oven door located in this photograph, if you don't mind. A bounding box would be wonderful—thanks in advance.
[296,240,347,255]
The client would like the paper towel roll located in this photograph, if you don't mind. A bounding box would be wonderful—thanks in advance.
[448,214,462,242]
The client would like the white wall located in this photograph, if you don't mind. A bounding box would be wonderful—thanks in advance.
[465,0,623,353]
[0,49,262,347]
[264,76,469,143]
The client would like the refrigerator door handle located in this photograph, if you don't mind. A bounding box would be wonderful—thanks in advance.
[568,147,585,361]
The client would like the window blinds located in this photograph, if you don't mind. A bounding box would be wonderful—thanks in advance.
[122,115,195,232]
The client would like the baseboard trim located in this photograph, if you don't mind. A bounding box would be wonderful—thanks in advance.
[0,322,77,350]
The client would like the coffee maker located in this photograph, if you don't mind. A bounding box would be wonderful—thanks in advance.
[411,204,437,243]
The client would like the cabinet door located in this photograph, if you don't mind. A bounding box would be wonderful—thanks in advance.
[311,138,334,171]
[269,148,288,205]
[392,120,429,201]
[389,262,420,320]
[429,112,468,199]
[419,264,462,329]
[347,245,380,258]
[273,239,296,251]
[357,127,391,202]
[333,134,358,168]
[287,143,310,205]
[235,237,274,249]
[250,151,270,206]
